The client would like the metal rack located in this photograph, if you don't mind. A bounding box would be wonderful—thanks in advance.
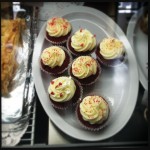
[17,98,36,146]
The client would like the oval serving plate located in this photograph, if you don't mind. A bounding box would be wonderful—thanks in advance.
[32,6,139,141]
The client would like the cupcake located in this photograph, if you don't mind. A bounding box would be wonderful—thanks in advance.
[40,46,72,75]
[68,56,101,85]
[48,76,83,109]
[45,17,72,45]
[95,37,125,67]
[67,28,97,56]
[76,95,110,131]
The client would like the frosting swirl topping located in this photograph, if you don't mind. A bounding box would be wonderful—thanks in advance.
[71,29,96,52]
[80,96,109,124]
[41,46,65,68]
[46,17,71,37]
[100,37,124,59]
[72,56,97,79]
[48,76,76,102]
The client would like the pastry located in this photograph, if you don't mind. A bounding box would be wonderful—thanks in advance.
[140,10,148,35]
[40,46,72,75]
[45,17,72,45]
[95,37,125,67]
[68,56,101,85]
[76,95,110,131]
[48,76,83,109]
[1,18,25,95]
[67,28,96,56]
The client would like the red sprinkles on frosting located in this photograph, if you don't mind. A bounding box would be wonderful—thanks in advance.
[55,82,62,88]
[63,25,67,29]
[60,93,63,97]
[80,43,84,47]
[73,67,80,73]
[51,81,54,84]
[86,63,91,67]
[49,22,54,26]
[51,91,55,95]
[59,82,62,86]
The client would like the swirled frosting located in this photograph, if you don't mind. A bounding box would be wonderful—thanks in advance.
[100,37,124,59]
[46,17,71,37]
[71,29,96,52]
[41,46,65,68]
[48,76,76,102]
[80,96,109,124]
[72,56,97,79]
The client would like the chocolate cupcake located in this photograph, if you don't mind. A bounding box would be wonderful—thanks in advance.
[76,95,110,131]
[68,56,101,85]
[67,28,97,56]
[45,17,72,45]
[95,37,126,67]
[40,46,72,75]
[48,76,83,109]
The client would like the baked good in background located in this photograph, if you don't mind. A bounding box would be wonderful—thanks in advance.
[45,17,72,45]
[48,76,83,109]
[76,95,110,131]
[139,8,148,35]
[1,18,26,96]
[95,37,125,67]
[40,46,72,75]
[67,28,97,56]
[68,56,101,85]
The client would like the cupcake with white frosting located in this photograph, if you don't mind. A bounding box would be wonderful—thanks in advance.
[48,76,83,109]
[76,95,110,131]
[95,37,125,67]
[45,17,72,45]
[67,28,97,56]
[68,56,101,85]
[40,46,72,75]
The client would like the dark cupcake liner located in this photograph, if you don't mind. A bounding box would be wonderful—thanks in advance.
[49,77,83,110]
[40,46,73,75]
[45,31,71,45]
[68,56,101,86]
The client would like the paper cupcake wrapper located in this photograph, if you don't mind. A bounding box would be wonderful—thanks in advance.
[97,55,127,68]
[45,35,67,45]
[75,94,112,131]
[40,46,73,76]
[45,30,71,46]
[49,76,83,110]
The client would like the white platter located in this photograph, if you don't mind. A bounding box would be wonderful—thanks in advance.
[127,7,148,90]
[32,6,139,141]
